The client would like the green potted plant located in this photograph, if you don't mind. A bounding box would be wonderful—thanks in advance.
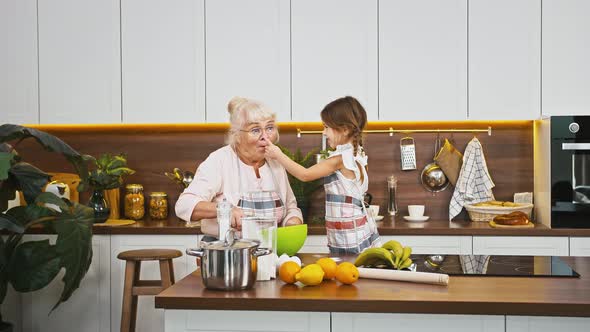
[275,145,322,220]
[0,124,95,331]
[87,153,135,221]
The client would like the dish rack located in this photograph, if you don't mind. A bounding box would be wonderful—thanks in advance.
[464,203,534,222]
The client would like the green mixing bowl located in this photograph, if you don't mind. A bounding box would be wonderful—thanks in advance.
[276,224,308,256]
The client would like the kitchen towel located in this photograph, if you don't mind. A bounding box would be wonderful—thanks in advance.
[358,268,449,286]
[434,138,463,186]
[459,255,490,274]
[449,137,495,220]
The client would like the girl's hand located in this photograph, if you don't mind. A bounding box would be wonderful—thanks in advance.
[264,141,283,160]
[230,207,245,231]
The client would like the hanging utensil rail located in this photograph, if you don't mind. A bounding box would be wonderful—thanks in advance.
[296,126,492,137]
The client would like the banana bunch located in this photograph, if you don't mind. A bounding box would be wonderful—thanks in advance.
[354,240,413,270]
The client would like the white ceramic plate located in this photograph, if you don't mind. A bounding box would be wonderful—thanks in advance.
[374,215,384,221]
[403,216,430,222]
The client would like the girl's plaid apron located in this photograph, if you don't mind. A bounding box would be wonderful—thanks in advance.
[235,157,286,226]
[324,171,380,255]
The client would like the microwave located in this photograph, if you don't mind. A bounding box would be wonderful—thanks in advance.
[549,116,590,228]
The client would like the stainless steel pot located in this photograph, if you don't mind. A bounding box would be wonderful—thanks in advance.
[186,238,271,291]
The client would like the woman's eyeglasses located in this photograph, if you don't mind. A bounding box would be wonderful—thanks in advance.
[241,126,276,138]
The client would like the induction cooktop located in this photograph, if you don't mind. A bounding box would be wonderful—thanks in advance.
[410,255,580,278]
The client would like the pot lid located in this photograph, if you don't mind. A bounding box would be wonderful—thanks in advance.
[200,238,260,251]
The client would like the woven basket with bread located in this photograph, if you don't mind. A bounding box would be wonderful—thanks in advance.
[464,200,534,222]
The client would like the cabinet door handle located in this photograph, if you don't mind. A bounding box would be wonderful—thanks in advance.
[562,143,590,150]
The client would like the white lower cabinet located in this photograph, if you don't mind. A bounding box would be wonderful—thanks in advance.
[165,310,330,332]
[331,313,504,332]
[110,234,199,332]
[473,236,569,256]
[21,235,111,332]
[570,237,590,257]
[379,235,473,255]
[506,316,590,332]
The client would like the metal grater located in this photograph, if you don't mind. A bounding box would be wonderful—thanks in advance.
[400,137,417,170]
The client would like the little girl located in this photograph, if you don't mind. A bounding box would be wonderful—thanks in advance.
[265,96,380,254]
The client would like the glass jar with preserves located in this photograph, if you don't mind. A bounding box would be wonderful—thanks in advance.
[124,184,145,220]
[149,192,168,219]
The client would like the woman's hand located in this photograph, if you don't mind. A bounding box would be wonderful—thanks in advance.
[230,206,245,231]
[264,141,283,160]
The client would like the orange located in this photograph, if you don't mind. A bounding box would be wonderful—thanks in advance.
[335,262,359,285]
[279,261,301,284]
[316,257,338,280]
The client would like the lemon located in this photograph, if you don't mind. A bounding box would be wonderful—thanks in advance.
[316,257,338,280]
[279,261,301,284]
[295,264,325,286]
[335,262,359,285]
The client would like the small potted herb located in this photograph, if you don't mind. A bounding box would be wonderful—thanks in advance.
[87,153,135,222]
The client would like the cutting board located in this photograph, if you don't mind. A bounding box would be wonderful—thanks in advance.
[94,219,136,227]
[488,220,534,228]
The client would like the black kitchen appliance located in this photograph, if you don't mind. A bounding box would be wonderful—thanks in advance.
[413,255,579,278]
[551,116,590,228]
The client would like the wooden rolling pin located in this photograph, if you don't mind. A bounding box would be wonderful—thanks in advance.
[358,268,449,286]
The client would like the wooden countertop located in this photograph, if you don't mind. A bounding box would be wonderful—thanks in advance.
[24,215,590,236]
[155,255,590,317]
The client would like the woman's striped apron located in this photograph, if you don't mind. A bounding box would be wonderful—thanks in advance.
[235,157,286,227]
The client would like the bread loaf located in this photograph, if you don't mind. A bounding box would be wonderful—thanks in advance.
[492,211,530,225]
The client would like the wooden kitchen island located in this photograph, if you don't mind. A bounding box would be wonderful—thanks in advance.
[155,255,590,332]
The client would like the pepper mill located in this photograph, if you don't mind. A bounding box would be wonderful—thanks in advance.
[387,175,398,217]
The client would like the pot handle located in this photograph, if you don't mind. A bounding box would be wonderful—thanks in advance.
[186,248,204,257]
[253,248,272,257]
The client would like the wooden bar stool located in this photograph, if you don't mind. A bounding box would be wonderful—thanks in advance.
[117,249,182,332]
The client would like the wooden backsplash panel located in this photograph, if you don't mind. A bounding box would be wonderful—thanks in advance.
[14,124,533,221]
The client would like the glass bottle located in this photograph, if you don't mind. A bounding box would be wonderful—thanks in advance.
[149,192,168,219]
[124,184,145,220]
[217,198,232,242]
[387,175,398,216]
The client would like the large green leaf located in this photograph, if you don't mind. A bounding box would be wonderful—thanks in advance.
[6,204,55,225]
[0,174,17,212]
[0,124,93,193]
[0,213,25,234]
[7,240,61,292]
[0,152,15,181]
[50,202,94,310]
[10,162,50,204]
[35,192,69,213]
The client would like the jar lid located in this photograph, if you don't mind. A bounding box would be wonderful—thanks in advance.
[126,184,143,190]
[150,192,167,197]
[200,239,260,251]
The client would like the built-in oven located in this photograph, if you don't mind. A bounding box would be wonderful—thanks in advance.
[551,116,590,228]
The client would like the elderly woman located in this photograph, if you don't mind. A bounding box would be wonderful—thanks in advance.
[175,97,303,239]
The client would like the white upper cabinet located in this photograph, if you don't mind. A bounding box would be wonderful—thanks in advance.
[469,0,541,120]
[38,0,121,124]
[379,0,467,121]
[205,0,290,123]
[0,0,38,124]
[291,0,378,121]
[121,0,205,123]
[542,0,590,116]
